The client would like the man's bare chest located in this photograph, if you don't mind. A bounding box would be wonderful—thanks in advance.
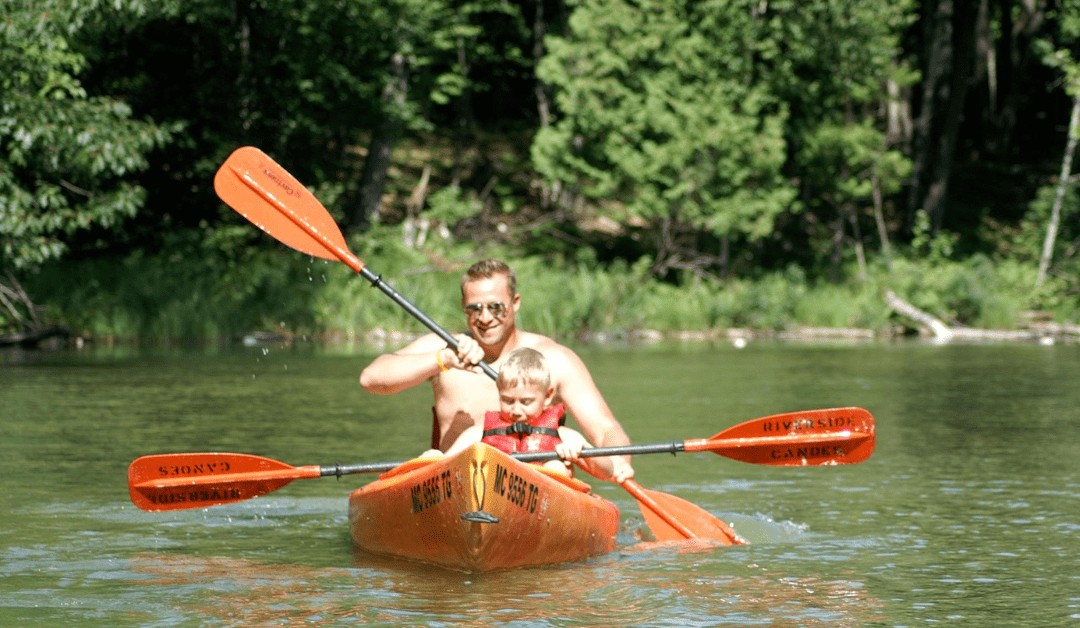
[432,373,498,418]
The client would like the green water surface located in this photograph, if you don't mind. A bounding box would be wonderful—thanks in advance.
[2,340,1078,626]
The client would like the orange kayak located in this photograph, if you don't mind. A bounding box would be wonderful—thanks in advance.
[348,442,620,572]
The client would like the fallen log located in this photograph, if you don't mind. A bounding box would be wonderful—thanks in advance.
[884,291,1037,341]
[0,325,70,348]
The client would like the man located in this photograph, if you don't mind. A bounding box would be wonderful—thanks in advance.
[359,259,634,483]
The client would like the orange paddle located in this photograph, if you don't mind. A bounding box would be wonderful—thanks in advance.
[214,146,497,379]
[621,480,747,545]
[513,406,876,467]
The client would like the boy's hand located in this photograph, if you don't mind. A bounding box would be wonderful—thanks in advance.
[555,440,584,461]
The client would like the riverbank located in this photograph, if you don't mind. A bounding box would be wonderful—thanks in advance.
[9,228,1080,350]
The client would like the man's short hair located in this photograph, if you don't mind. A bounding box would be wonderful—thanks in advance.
[496,347,550,391]
[461,259,516,298]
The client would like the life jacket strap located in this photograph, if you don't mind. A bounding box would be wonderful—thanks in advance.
[482,423,560,439]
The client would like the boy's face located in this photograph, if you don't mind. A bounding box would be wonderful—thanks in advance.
[499,381,555,423]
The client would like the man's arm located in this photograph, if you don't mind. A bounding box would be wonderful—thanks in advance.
[556,426,615,480]
[359,334,448,394]
[549,346,635,482]
[360,332,488,394]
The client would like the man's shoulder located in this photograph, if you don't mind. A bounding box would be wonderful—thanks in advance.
[517,332,582,369]
[517,331,569,354]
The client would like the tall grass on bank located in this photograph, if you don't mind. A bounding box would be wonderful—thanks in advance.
[25,228,323,344]
[9,151,1078,345]
[19,223,1076,344]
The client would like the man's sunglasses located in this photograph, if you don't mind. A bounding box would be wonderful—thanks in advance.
[464,302,508,318]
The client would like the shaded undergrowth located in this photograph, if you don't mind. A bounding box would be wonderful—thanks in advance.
[22,221,1076,346]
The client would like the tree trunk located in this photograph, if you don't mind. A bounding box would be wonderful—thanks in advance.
[347,52,408,233]
[846,204,868,280]
[233,0,253,132]
[534,0,551,130]
[907,0,978,232]
[871,173,892,267]
[1037,95,1080,287]
[989,0,1045,158]
[450,37,474,188]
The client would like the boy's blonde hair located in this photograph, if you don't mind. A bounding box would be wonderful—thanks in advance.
[496,347,550,391]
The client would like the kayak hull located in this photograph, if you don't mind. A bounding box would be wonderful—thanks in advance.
[348,442,620,572]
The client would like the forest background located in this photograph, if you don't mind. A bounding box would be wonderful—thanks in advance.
[3,0,1080,346]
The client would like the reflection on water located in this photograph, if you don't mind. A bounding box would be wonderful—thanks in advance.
[123,549,883,627]
[0,493,870,627]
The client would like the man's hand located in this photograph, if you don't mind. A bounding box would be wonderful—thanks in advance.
[441,334,486,373]
[610,458,635,484]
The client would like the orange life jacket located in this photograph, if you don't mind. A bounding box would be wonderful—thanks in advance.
[482,404,564,455]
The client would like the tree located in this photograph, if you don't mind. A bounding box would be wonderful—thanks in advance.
[347,0,535,233]
[0,1,174,329]
[82,0,392,237]
[533,0,793,279]
[1035,0,1080,287]
[905,0,979,232]
[758,0,914,275]
[534,0,915,279]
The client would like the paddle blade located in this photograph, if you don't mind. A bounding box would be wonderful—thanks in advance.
[128,452,318,512]
[689,407,875,466]
[622,480,747,546]
[214,147,356,266]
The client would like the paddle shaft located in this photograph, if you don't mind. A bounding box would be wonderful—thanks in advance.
[130,442,696,492]
[358,266,498,380]
[130,444,690,494]
[317,438,698,477]
[135,445,676,488]
[326,441,673,477]
[271,428,871,478]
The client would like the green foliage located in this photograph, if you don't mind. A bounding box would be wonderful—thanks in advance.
[757,0,916,119]
[22,221,1069,342]
[7,0,1080,342]
[799,121,911,213]
[533,0,795,246]
[0,1,175,270]
[534,0,917,277]
[25,226,322,342]
[910,209,959,261]
[70,0,539,244]
[791,281,891,330]
[760,0,914,272]
[1039,0,1080,98]
[426,185,483,224]
[1005,184,1080,262]
[1013,184,1080,311]
[882,253,1035,328]
[512,254,652,336]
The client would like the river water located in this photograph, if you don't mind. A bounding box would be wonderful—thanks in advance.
[2,339,1078,626]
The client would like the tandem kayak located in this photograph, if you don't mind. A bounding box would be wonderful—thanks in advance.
[348,442,620,572]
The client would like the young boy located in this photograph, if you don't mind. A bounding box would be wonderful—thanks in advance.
[441,347,613,478]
